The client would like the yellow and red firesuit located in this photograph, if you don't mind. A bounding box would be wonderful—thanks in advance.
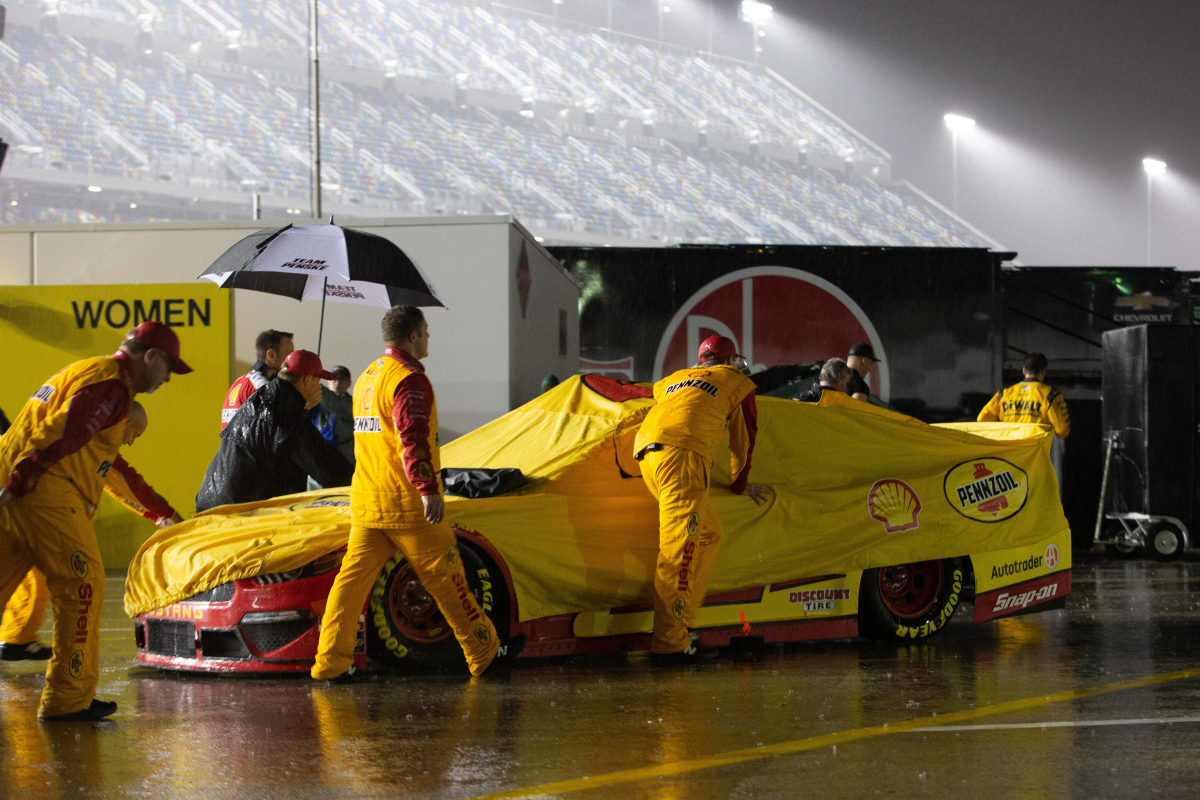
[311,347,500,679]
[0,352,172,717]
[977,380,1071,438]
[0,445,177,652]
[634,364,758,654]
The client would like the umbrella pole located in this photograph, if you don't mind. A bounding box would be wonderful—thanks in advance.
[317,277,327,355]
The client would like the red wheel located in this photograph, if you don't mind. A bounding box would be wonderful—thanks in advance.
[876,561,944,618]
[859,557,966,641]
[368,540,511,671]
[387,562,453,644]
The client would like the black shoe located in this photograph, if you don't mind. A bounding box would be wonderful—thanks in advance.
[327,665,365,684]
[480,633,526,676]
[650,644,719,664]
[0,641,52,661]
[40,699,118,722]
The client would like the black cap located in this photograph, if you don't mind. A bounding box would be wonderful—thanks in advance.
[330,365,351,380]
[848,343,881,362]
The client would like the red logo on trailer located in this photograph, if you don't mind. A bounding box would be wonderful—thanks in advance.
[653,267,889,399]
[1044,543,1060,570]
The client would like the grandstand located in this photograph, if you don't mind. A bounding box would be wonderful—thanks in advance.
[0,0,1001,247]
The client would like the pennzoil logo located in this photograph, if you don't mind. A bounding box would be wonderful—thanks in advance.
[33,384,55,403]
[474,624,491,645]
[672,597,687,619]
[354,416,382,433]
[867,479,921,534]
[686,513,699,536]
[288,494,350,511]
[944,458,1029,523]
[446,546,458,568]
[70,551,89,579]
[68,650,85,678]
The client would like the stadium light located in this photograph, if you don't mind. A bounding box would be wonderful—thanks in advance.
[943,113,975,213]
[740,0,772,24]
[1143,158,1166,265]
[739,0,772,62]
[943,113,975,132]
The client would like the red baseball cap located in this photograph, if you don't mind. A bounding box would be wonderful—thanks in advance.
[127,321,193,374]
[698,335,741,362]
[282,349,336,380]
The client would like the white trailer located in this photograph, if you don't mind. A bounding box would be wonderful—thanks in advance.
[0,214,579,439]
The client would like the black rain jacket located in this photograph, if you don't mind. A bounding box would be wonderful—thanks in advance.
[195,378,353,513]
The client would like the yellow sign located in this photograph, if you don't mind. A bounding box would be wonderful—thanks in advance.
[0,283,230,568]
[943,458,1029,523]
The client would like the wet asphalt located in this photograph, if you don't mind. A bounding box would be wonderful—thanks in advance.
[2,557,1200,799]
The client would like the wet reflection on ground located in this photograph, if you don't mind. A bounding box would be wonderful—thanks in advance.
[2,558,1200,799]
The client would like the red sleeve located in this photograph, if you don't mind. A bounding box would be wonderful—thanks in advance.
[392,373,439,495]
[730,389,758,495]
[7,379,130,496]
[109,455,176,520]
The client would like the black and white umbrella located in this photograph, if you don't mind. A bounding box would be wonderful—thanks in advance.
[199,222,444,352]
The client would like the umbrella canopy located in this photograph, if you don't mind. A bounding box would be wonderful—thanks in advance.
[199,223,445,309]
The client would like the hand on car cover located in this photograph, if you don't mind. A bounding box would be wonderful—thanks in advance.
[423,493,445,524]
[745,483,772,505]
[156,512,184,528]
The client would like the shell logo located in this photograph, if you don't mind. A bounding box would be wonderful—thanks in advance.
[943,458,1030,523]
[1045,543,1060,570]
[867,479,922,534]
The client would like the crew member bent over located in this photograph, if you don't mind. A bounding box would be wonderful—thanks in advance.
[311,306,524,681]
[0,322,190,720]
[0,402,180,663]
[634,335,771,662]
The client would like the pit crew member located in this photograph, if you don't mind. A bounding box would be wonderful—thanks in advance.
[220,329,294,430]
[634,335,771,663]
[846,343,879,402]
[312,306,524,681]
[0,401,181,663]
[977,351,1070,490]
[196,350,353,513]
[797,358,854,403]
[0,322,190,721]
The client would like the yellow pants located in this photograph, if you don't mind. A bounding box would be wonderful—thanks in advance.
[0,499,104,718]
[0,568,49,645]
[641,446,723,654]
[311,520,500,679]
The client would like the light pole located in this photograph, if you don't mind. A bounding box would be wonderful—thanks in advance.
[309,0,321,219]
[943,113,974,214]
[1143,157,1166,266]
[739,0,771,63]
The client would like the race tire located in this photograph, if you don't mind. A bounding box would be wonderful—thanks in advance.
[1103,523,1142,560]
[857,558,966,642]
[367,539,511,671]
[1147,523,1185,562]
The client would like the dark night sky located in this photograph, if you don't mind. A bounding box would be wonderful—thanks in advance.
[516,0,1200,268]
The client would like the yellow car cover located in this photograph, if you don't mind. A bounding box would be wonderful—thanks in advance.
[126,376,1068,622]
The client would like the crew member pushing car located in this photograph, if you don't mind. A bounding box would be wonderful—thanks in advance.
[0,322,190,721]
[1,401,181,663]
[634,335,770,662]
[977,351,1070,491]
[312,306,524,681]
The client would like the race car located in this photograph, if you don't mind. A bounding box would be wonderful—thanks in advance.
[126,375,1071,673]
